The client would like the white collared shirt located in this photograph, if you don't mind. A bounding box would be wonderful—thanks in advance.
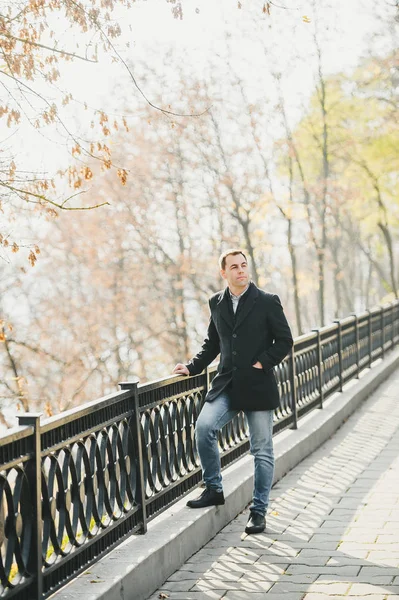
[229,285,249,314]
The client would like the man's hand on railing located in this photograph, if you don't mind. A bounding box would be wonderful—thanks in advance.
[173,363,190,376]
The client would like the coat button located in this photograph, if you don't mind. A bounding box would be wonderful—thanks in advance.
[233,366,237,371]
[232,351,237,355]
[232,333,237,338]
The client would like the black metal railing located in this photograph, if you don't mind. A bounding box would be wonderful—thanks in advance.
[0,301,398,599]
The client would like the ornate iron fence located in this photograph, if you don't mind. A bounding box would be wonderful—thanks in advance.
[0,301,398,599]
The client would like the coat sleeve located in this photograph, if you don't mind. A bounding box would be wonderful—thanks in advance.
[185,300,220,376]
[257,294,293,371]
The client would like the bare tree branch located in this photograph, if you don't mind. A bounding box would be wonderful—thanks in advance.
[0,181,110,210]
[0,32,98,63]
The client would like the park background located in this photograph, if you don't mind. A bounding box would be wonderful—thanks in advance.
[0,0,398,428]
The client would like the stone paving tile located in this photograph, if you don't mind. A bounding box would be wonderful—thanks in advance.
[286,565,360,576]
[178,562,238,574]
[338,542,399,553]
[272,541,341,551]
[168,571,209,582]
[147,592,226,600]
[222,548,265,563]
[186,549,233,561]
[384,523,399,530]
[367,559,399,568]
[195,570,243,583]
[360,566,399,577]
[268,556,328,567]
[305,582,353,594]
[324,575,394,584]
[190,579,246,591]
[158,580,197,592]
[238,569,286,583]
[251,562,288,573]
[202,539,271,549]
[328,509,365,518]
[270,581,351,594]
[260,533,314,544]
[303,596,387,600]
[224,593,304,600]
[279,574,319,584]
[193,579,276,592]
[338,532,381,543]
[347,583,399,595]
[377,535,399,543]
[298,549,366,559]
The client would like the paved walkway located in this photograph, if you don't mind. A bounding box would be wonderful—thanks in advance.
[148,368,399,600]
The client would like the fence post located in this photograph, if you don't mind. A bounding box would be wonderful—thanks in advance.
[334,320,343,392]
[380,306,385,359]
[119,378,147,534]
[352,314,360,379]
[18,413,43,600]
[368,309,373,368]
[312,329,324,409]
[289,344,298,429]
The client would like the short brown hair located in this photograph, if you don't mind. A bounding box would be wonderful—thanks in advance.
[219,248,248,270]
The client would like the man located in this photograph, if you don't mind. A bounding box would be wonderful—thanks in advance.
[173,249,293,534]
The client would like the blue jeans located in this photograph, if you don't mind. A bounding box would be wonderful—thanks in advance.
[195,391,274,516]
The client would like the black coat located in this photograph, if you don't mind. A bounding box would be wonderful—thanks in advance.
[186,282,293,411]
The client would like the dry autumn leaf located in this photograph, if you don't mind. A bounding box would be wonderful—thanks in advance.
[28,251,37,267]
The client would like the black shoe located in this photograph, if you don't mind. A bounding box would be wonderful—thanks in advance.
[186,488,225,509]
[245,512,266,534]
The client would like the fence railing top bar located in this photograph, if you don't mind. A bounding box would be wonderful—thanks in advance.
[312,301,398,334]
[368,303,390,315]
[0,422,34,447]
[353,305,387,322]
[338,314,357,327]
[319,322,339,335]
[39,388,134,434]
[382,299,399,308]
[293,330,318,346]
[137,363,217,395]
[137,373,195,392]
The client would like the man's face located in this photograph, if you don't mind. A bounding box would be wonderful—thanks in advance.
[221,254,249,290]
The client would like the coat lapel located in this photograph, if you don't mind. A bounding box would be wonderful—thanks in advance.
[217,288,234,329]
[234,282,259,330]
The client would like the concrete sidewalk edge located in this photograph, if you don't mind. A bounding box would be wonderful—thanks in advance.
[51,348,399,600]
